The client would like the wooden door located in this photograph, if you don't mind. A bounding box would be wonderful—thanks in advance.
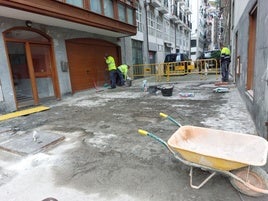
[66,39,120,93]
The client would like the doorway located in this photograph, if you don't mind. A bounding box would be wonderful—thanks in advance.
[247,4,257,96]
[4,28,60,108]
[65,38,120,93]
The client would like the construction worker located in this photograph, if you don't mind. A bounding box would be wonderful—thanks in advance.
[104,54,117,89]
[220,45,231,82]
[117,64,130,86]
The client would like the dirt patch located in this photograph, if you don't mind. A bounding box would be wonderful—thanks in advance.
[0,81,263,201]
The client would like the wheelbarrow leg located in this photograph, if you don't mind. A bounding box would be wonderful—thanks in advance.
[189,167,217,189]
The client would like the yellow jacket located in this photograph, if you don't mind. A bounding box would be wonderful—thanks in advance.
[105,56,116,71]
[118,64,129,79]
[221,47,230,55]
[221,47,231,62]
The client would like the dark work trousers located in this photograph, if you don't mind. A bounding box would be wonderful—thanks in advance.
[109,69,117,88]
[116,69,125,86]
[221,60,229,82]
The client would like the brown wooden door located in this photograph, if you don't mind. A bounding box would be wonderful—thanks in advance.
[4,28,60,109]
[66,39,120,93]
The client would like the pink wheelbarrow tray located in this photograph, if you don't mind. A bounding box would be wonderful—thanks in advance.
[138,113,268,197]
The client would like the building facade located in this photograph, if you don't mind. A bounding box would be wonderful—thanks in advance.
[231,0,268,139]
[0,0,137,113]
[0,0,192,114]
[121,0,192,66]
[190,0,222,60]
[190,0,206,60]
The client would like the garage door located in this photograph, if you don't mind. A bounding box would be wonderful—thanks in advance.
[66,39,120,93]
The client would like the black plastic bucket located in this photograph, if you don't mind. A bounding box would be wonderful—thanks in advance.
[161,85,173,96]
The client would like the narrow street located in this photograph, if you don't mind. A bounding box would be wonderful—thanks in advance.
[0,77,267,201]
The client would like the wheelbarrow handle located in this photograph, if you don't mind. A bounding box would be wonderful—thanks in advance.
[138,129,149,136]
[138,129,173,152]
[159,112,168,118]
[159,112,182,127]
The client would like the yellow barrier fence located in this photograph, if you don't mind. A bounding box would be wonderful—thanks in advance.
[131,59,219,82]
[195,58,220,80]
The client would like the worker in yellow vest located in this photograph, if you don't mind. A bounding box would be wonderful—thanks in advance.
[104,54,117,89]
[220,45,231,82]
[117,64,130,86]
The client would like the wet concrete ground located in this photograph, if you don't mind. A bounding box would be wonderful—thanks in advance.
[0,75,267,201]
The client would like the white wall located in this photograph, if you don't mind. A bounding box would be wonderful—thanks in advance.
[190,0,200,35]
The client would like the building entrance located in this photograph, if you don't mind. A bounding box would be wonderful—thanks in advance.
[4,28,60,108]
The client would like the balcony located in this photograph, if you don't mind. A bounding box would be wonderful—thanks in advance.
[184,6,192,14]
[179,0,186,6]
[158,0,169,14]
[175,20,182,25]
[169,14,178,21]
[174,18,183,24]
[150,0,161,8]
[158,7,168,14]
[0,0,137,37]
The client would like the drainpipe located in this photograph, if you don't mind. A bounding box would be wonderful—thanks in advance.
[144,0,150,64]
[175,24,177,52]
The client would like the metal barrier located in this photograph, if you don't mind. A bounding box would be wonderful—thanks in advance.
[164,61,195,81]
[131,58,219,82]
[195,58,220,80]
[131,63,163,81]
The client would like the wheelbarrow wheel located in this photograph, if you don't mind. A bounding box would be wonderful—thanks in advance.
[229,166,268,197]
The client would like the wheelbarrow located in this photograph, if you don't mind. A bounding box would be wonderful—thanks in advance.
[138,113,268,197]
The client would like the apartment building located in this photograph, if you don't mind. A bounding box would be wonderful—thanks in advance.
[121,0,192,65]
[190,0,222,60]
[190,0,206,60]
[219,0,231,47]
[0,0,137,113]
[205,0,221,50]
[231,0,268,139]
[0,0,192,114]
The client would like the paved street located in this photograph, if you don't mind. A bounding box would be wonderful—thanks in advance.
[0,75,267,201]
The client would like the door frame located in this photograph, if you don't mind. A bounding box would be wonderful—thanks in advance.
[3,27,60,109]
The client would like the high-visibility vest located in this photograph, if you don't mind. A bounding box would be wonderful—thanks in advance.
[106,56,116,71]
[221,47,231,62]
[118,64,128,79]
[221,47,230,55]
